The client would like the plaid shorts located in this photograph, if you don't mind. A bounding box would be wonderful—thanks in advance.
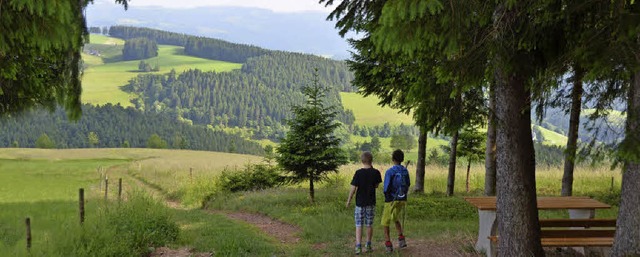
[354,205,376,227]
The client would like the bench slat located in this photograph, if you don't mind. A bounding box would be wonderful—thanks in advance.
[489,236,614,247]
[541,229,616,238]
[464,197,610,210]
[539,219,616,228]
[541,238,614,247]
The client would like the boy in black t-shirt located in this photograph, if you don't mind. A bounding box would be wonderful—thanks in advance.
[346,151,382,255]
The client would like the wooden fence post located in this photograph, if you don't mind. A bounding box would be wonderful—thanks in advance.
[118,178,123,201]
[190,167,193,180]
[611,176,614,191]
[104,176,109,201]
[98,167,103,191]
[25,217,31,251]
[79,188,85,224]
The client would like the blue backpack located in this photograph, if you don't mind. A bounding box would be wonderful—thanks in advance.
[391,168,409,200]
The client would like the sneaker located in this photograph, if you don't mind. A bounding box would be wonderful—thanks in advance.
[355,245,362,255]
[385,242,393,253]
[398,237,407,248]
[365,242,372,252]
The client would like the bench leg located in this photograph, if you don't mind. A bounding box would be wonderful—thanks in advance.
[476,210,497,257]
[568,209,595,219]
[567,209,596,255]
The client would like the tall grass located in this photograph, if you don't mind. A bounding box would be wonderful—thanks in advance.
[0,193,179,257]
[0,155,179,256]
[339,163,622,200]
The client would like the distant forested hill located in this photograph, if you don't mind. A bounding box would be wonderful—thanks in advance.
[534,106,625,144]
[125,68,355,140]
[0,104,263,154]
[110,26,356,140]
[109,26,268,63]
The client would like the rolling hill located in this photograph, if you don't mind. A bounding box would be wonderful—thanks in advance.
[82,34,242,106]
[77,32,570,154]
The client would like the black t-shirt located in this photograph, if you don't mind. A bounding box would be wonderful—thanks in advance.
[350,168,383,207]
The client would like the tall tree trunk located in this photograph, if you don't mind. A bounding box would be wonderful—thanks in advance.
[414,129,427,193]
[495,71,543,256]
[446,130,459,197]
[561,66,584,196]
[466,160,471,193]
[611,71,640,256]
[485,82,497,196]
[309,176,315,203]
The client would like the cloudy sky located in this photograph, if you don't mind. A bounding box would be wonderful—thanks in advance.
[104,0,332,12]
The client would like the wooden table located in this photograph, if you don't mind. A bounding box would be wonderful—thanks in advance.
[464,196,611,257]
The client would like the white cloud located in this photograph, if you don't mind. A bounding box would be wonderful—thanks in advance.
[118,0,332,13]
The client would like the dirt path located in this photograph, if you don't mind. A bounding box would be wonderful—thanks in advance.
[148,247,212,257]
[211,210,302,245]
[120,166,303,256]
[393,239,481,257]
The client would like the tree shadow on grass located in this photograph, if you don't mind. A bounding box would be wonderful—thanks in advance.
[0,200,80,250]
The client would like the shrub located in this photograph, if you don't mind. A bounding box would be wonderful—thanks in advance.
[217,163,287,193]
[147,133,167,149]
[180,175,218,207]
[35,133,55,149]
[427,148,448,166]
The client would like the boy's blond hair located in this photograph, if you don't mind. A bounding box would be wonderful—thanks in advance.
[361,151,373,165]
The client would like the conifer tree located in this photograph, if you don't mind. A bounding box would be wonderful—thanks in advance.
[276,70,348,202]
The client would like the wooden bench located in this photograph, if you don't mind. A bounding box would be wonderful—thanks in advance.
[489,218,616,249]
[464,197,612,257]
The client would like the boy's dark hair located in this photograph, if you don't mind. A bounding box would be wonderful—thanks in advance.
[361,151,373,164]
[392,149,404,163]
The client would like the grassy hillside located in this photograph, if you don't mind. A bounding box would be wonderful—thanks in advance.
[81,35,242,106]
[534,125,568,146]
[582,108,626,124]
[0,148,260,171]
[88,34,124,45]
[340,92,414,126]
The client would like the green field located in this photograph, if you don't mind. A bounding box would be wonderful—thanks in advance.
[0,158,125,255]
[340,92,414,126]
[350,135,449,163]
[583,108,626,125]
[81,35,242,106]
[88,34,124,45]
[534,125,568,146]
[0,149,279,256]
[0,148,623,256]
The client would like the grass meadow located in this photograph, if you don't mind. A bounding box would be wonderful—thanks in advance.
[88,34,124,45]
[535,125,568,147]
[0,148,623,256]
[203,163,622,256]
[81,35,242,107]
[0,149,278,256]
[340,92,414,126]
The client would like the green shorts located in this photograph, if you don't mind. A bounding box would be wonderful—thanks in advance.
[381,201,406,227]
